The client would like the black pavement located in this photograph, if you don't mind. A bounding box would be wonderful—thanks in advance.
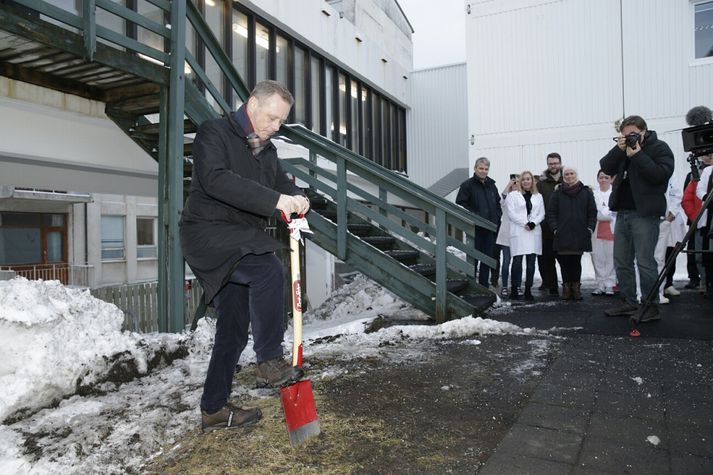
[480,281,713,475]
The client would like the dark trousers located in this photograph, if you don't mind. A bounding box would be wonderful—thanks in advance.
[474,229,497,287]
[537,238,559,289]
[511,253,536,288]
[200,253,285,413]
[557,253,583,283]
[664,247,676,288]
[686,235,699,282]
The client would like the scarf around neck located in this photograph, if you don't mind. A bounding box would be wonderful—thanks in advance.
[234,104,270,156]
[561,181,584,197]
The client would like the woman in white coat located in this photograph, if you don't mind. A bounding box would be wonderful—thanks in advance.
[654,179,688,303]
[590,170,616,296]
[506,171,545,300]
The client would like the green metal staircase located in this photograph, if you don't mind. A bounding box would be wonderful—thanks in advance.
[0,0,497,328]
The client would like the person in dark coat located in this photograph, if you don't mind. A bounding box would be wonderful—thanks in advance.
[456,157,501,287]
[536,153,564,296]
[180,80,310,432]
[547,166,597,300]
[600,115,674,321]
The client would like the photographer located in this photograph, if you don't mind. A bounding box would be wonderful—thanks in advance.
[600,115,674,321]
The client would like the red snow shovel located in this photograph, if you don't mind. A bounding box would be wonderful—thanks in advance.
[280,212,320,447]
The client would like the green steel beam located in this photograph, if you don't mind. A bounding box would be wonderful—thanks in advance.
[82,0,95,61]
[157,0,187,333]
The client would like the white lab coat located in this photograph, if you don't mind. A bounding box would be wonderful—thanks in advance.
[506,191,545,256]
[696,165,712,228]
[591,187,616,291]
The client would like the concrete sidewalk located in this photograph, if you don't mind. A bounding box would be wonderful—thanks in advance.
[480,283,712,475]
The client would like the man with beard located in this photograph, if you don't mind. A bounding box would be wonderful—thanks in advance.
[537,152,563,296]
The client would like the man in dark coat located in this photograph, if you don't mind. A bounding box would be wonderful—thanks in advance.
[456,157,501,287]
[536,152,563,295]
[600,115,674,321]
[180,80,310,432]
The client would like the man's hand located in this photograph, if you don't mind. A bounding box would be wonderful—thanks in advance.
[276,194,310,215]
[626,140,641,157]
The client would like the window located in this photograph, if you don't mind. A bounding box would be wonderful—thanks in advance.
[276,34,289,87]
[136,217,157,259]
[294,47,307,125]
[695,1,713,59]
[338,72,348,146]
[0,212,66,265]
[101,216,125,261]
[255,21,270,83]
[232,9,249,108]
[310,56,322,133]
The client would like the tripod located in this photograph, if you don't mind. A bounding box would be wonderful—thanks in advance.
[631,164,713,335]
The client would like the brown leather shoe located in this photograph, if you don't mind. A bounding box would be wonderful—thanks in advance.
[255,358,304,388]
[201,403,262,433]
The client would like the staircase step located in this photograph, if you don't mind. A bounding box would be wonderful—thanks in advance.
[347,223,372,236]
[384,249,419,265]
[362,235,396,250]
[409,263,436,276]
[108,94,161,115]
[447,279,469,295]
[132,119,197,137]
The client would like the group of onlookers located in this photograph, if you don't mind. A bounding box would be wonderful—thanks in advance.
[457,114,713,322]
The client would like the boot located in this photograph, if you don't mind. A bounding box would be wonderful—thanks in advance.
[705,279,713,300]
[510,286,520,300]
[560,283,572,301]
[572,282,582,300]
[524,286,534,301]
[256,358,304,388]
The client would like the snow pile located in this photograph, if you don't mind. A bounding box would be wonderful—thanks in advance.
[0,278,184,423]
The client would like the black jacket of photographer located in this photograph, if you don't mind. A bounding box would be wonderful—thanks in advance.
[179,112,305,305]
[456,175,501,231]
[599,130,674,217]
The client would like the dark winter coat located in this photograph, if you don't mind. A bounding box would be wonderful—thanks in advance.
[537,170,563,239]
[455,175,501,229]
[546,183,597,254]
[599,130,674,217]
[179,113,304,304]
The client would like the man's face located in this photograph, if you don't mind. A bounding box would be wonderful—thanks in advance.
[547,157,561,174]
[246,94,292,140]
[474,163,490,181]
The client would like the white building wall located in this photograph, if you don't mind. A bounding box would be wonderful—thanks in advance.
[466,0,713,191]
[407,63,469,189]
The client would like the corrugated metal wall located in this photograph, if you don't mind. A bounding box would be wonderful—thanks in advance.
[466,0,713,190]
[407,63,469,189]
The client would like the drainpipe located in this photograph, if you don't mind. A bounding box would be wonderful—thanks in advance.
[619,0,626,118]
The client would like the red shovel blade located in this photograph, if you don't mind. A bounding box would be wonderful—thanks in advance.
[280,379,320,447]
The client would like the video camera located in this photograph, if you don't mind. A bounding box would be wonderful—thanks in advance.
[682,106,713,181]
[681,123,713,156]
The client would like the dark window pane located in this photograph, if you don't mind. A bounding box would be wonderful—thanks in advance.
[294,47,306,124]
[338,72,347,147]
[255,22,270,83]
[276,34,289,86]
[311,56,321,133]
[0,228,41,264]
[137,218,155,246]
[361,87,371,158]
[325,64,334,140]
[695,2,713,59]
[232,9,249,108]
[351,81,359,152]
[372,93,382,165]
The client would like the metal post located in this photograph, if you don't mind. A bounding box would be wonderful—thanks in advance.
[336,155,347,260]
[157,0,186,333]
[82,0,96,61]
[435,209,447,323]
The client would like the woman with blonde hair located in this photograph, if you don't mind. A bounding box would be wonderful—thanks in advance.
[546,166,597,300]
[506,171,545,300]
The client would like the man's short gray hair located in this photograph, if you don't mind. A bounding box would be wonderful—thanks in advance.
[250,80,294,107]
[475,157,490,167]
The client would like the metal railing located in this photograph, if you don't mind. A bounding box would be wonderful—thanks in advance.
[1,264,94,287]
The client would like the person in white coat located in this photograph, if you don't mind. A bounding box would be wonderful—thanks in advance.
[496,176,520,298]
[507,171,545,300]
[653,179,688,303]
[696,163,713,298]
[590,170,617,296]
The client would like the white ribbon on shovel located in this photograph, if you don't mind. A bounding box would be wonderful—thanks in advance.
[281,212,313,244]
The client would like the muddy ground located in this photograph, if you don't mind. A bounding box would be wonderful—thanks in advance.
[144,333,561,474]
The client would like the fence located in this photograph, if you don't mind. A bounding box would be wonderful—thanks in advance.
[91,278,207,332]
[0,264,93,287]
